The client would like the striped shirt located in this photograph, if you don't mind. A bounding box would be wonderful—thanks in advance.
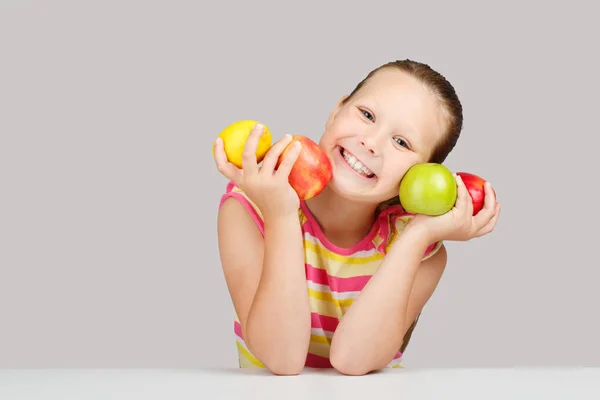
[218,181,443,369]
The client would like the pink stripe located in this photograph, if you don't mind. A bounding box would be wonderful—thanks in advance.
[376,219,391,254]
[219,181,265,236]
[237,315,339,336]
[423,242,438,257]
[236,315,341,337]
[299,201,380,255]
[310,312,339,333]
[305,353,333,368]
[306,264,371,293]
[234,320,243,339]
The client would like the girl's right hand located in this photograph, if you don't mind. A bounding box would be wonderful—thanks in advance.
[213,124,303,220]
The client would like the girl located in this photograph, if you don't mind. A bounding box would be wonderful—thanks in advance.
[213,60,501,376]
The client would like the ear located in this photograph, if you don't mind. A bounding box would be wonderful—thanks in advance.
[325,95,349,129]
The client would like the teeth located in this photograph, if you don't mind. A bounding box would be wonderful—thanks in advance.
[341,148,375,178]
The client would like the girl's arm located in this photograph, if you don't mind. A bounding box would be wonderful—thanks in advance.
[329,175,499,376]
[217,198,311,375]
[329,226,447,375]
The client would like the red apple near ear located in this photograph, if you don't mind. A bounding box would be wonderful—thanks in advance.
[276,135,333,201]
[456,172,496,216]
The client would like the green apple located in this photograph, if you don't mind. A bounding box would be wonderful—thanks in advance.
[399,163,457,216]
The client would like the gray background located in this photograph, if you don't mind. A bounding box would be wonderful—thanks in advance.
[1,0,598,369]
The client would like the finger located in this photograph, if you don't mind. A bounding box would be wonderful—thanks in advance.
[473,182,497,227]
[275,140,302,177]
[214,137,242,182]
[241,123,265,175]
[461,176,474,216]
[474,202,501,237]
[454,175,472,216]
[260,134,294,174]
[482,181,497,209]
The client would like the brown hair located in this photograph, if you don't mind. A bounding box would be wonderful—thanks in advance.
[341,59,463,165]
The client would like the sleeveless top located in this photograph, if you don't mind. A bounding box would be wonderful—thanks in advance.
[218,181,443,369]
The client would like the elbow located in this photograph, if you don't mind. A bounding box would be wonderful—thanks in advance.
[256,345,306,375]
[244,318,310,376]
[246,337,306,376]
[330,348,379,376]
[330,340,394,376]
[264,358,305,376]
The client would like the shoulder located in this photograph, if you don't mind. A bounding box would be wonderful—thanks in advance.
[218,181,265,235]
[217,184,265,248]
[373,202,444,261]
[217,185,267,292]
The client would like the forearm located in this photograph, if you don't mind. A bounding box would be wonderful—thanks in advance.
[245,212,311,373]
[329,228,429,374]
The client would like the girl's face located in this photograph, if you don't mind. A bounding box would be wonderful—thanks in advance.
[319,68,448,205]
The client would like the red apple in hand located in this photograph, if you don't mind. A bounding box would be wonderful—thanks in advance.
[276,135,333,201]
[456,172,496,216]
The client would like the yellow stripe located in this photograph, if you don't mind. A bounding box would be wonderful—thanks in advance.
[307,341,331,359]
[304,240,383,264]
[230,187,264,219]
[308,288,355,308]
[308,296,343,318]
[236,336,334,368]
[231,187,310,229]
[305,238,441,277]
[230,185,438,265]
[305,253,384,279]
[391,364,404,368]
[239,356,262,368]
[310,334,331,344]
[236,341,265,368]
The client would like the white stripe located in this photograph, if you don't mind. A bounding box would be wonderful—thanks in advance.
[236,336,250,351]
[311,327,334,338]
[306,281,360,300]
[387,357,403,367]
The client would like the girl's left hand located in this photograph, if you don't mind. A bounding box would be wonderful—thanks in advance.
[409,174,501,244]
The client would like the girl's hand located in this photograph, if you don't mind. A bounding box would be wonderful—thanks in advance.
[409,174,501,244]
[214,124,303,220]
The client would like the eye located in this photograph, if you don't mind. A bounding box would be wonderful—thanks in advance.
[360,108,375,122]
[394,137,409,149]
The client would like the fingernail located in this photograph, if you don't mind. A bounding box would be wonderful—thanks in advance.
[255,123,263,131]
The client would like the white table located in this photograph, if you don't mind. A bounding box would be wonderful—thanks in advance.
[1,367,598,399]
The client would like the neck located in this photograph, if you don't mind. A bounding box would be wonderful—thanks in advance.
[304,186,380,248]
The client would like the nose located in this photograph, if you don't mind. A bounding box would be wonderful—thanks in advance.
[360,131,379,155]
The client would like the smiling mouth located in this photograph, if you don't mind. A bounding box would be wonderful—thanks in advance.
[339,147,376,179]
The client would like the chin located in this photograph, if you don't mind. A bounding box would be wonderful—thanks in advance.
[325,145,392,204]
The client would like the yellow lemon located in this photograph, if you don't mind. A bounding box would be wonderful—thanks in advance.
[213,120,272,168]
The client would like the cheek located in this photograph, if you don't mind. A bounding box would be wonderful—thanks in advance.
[380,158,413,185]
[318,131,336,151]
[320,125,345,149]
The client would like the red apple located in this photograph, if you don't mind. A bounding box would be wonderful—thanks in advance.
[456,172,496,216]
[276,135,333,201]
